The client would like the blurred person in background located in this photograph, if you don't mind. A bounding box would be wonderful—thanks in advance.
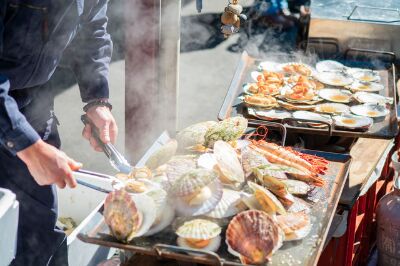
[0,0,117,265]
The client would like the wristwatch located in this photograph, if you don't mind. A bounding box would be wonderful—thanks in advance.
[83,99,113,112]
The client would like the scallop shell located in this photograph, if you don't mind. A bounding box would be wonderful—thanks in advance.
[176,219,221,240]
[176,121,218,148]
[122,179,160,194]
[143,188,175,236]
[277,100,316,111]
[280,179,311,196]
[177,235,221,252]
[253,168,294,207]
[204,117,248,148]
[170,168,217,197]
[155,155,198,186]
[333,114,373,129]
[241,147,270,178]
[292,111,332,127]
[314,103,350,114]
[350,104,389,118]
[315,60,345,73]
[145,139,178,170]
[104,190,156,242]
[197,153,217,170]
[278,62,313,76]
[353,91,392,104]
[315,72,353,86]
[206,189,247,219]
[318,89,352,103]
[247,108,292,121]
[248,181,286,215]
[347,81,384,92]
[226,210,283,264]
[287,196,311,214]
[213,140,245,187]
[351,69,380,82]
[276,212,311,241]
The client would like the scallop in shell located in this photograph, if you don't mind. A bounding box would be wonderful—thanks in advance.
[226,210,283,264]
[280,179,311,196]
[333,114,373,129]
[315,71,353,86]
[318,89,352,103]
[176,219,222,252]
[350,104,389,118]
[314,103,350,114]
[205,189,247,219]
[347,81,384,92]
[353,91,392,104]
[176,121,218,149]
[241,147,271,178]
[170,168,223,216]
[204,117,248,148]
[315,60,344,73]
[145,139,178,170]
[276,212,311,241]
[103,190,156,242]
[292,111,332,127]
[143,188,175,236]
[213,140,245,188]
[248,181,286,215]
[278,62,313,76]
[154,155,198,188]
[247,108,292,121]
[351,69,380,82]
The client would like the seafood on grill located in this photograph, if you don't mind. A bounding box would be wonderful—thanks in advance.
[278,62,313,76]
[243,94,279,109]
[253,168,294,207]
[206,188,248,219]
[143,187,175,236]
[350,104,389,118]
[280,179,311,196]
[213,140,245,188]
[283,83,318,102]
[154,155,198,188]
[251,70,284,84]
[243,82,281,96]
[103,189,156,242]
[318,88,352,103]
[170,168,223,216]
[247,181,286,215]
[226,210,284,265]
[333,114,373,129]
[287,75,323,90]
[203,117,248,148]
[241,147,272,178]
[176,121,218,149]
[145,139,178,170]
[176,219,222,252]
[247,107,292,121]
[276,211,312,241]
[123,179,160,194]
[115,167,153,181]
[314,103,350,115]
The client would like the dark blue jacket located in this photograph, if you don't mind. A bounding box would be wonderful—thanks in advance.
[0,0,112,155]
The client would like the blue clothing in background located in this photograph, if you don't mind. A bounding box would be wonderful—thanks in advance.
[255,0,289,15]
[0,0,112,154]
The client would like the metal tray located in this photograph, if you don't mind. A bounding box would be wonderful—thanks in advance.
[218,51,398,139]
[78,131,351,266]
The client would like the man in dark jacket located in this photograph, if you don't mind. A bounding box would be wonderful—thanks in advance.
[0,0,117,265]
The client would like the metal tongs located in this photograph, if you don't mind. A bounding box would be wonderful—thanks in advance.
[81,114,132,174]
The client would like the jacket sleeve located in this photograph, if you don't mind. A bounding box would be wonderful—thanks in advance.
[67,0,113,103]
[0,75,40,154]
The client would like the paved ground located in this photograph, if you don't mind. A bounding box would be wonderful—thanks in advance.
[55,0,253,174]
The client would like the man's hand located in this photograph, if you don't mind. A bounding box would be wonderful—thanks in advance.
[17,140,82,189]
[82,105,118,152]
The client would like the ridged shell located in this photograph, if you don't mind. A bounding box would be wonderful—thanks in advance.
[248,181,286,215]
[204,117,248,148]
[197,153,217,170]
[241,147,270,178]
[287,196,311,214]
[226,210,283,264]
[170,168,217,197]
[176,219,221,239]
[155,155,198,185]
[104,190,156,242]
[276,212,311,241]
[145,139,178,170]
[213,141,245,187]
[280,179,311,195]
[176,121,218,148]
[206,189,247,219]
[174,179,223,216]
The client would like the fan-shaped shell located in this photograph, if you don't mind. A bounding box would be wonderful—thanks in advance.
[280,179,311,195]
[276,212,311,241]
[176,121,218,148]
[226,210,283,264]
[176,219,221,240]
[241,147,270,178]
[213,141,245,187]
[145,139,178,170]
[248,181,286,215]
[204,117,248,148]
[155,155,198,186]
[170,168,218,197]
[206,189,247,219]
[104,190,156,242]
[287,196,311,214]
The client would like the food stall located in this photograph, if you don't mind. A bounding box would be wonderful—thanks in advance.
[72,0,399,265]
